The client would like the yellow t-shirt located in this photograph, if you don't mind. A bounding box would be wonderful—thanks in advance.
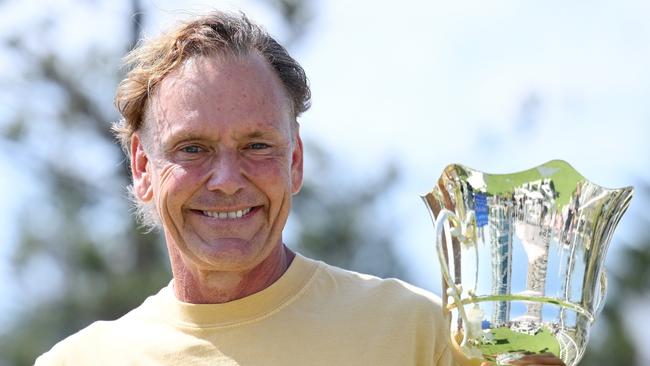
[35,254,455,365]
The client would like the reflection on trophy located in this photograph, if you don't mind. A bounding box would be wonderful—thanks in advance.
[422,160,633,366]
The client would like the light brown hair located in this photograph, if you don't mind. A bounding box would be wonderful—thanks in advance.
[112,10,311,155]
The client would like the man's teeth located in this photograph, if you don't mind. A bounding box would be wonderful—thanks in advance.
[203,207,252,219]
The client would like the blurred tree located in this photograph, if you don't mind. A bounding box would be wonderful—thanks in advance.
[0,1,167,364]
[292,144,407,279]
[0,1,405,365]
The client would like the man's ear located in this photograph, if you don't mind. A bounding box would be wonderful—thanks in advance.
[291,131,304,195]
[131,133,154,202]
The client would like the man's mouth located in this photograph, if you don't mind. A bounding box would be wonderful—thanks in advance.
[201,207,253,219]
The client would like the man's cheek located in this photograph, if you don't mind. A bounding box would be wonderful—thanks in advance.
[156,167,185,215]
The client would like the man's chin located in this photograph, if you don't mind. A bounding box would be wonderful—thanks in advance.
[186,237,270,271]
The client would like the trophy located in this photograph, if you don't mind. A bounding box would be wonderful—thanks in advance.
[422,160,633,366]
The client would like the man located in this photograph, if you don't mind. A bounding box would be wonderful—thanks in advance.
[35,11,563,366]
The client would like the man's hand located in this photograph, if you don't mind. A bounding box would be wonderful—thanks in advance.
[480,353,566,365]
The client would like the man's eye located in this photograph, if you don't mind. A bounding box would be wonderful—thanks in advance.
[180,145,203,154]
[248,143,270,150]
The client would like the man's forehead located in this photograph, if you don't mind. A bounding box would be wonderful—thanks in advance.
[148,54,291,111]
[140,54,295,142]
[150,53,291,113]
[158,53,277,92]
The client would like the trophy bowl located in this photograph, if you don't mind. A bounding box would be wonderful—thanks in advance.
[422,160,633,366]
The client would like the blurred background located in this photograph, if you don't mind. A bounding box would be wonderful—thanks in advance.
[1,0,649,365]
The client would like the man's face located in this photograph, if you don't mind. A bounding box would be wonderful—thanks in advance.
[130,54,303,273]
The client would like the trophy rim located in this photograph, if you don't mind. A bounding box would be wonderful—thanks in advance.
[437,159,633,193]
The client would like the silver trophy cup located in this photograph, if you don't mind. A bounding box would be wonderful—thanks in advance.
[422,160,633,366]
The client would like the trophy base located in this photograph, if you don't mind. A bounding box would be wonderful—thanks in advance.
[447,296,590,366]
[454,321,581,366]
[478,324,560,360]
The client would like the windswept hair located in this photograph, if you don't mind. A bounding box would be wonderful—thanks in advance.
[113,10,311,155]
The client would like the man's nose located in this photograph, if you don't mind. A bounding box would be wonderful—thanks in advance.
[205,150,246,195]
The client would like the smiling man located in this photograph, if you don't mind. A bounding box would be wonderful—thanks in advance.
[132,52,301,304]
[35,11,564,366]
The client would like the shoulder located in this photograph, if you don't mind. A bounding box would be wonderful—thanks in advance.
[35,320,116,365]
[309,258,444,317]
[34,289,164,365]
[300,258,455,364]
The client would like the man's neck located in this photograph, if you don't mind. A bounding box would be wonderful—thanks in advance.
[170,244,295,304]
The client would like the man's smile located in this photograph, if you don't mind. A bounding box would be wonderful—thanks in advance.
[194,206,260,220]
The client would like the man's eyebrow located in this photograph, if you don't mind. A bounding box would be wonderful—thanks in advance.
[167,131,206,142]
[245,130,281,139]
[164,128,284,143]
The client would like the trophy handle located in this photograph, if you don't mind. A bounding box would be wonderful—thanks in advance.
[594,270,608,317]
[434,209,476,348]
